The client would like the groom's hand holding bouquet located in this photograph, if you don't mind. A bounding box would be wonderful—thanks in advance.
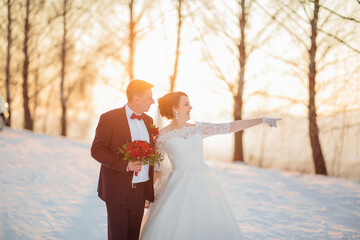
[118,140,163,176]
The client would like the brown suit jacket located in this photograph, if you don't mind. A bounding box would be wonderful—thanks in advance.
[91,106,155,204]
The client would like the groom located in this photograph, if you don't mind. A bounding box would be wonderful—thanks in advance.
[91,79,155,240]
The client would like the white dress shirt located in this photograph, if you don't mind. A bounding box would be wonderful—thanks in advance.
[125,104,150,183]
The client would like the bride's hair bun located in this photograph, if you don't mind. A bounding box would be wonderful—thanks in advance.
[158,92,188,120]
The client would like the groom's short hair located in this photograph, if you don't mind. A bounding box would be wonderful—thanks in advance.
[126,79,153,101]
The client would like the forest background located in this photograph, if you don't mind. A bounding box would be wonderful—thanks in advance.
[1,0,359,180]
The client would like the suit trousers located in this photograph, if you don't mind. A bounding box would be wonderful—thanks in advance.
[106,184,146,240]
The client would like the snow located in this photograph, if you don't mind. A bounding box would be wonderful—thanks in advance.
[1,127,359,239]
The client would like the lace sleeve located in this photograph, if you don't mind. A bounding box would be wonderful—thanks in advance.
[196,122,231,138]
[154,136,166,171]
[153,134,172,200]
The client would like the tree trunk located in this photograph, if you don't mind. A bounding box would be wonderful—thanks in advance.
[128,0,135,80]
[5,0,12,127]
[233,0,246,162]
[23,0,33,130]
[234,96,244,161]
[308,0,327,175]
[60,0,67,136]
[169,0,183,92]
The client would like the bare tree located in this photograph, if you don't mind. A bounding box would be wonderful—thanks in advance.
[128,0,136,80]
[1,0,100,137]
[5,0,12,126]
[95,0,156,86]
[169,0,183,92]
[49,0,99,136]
[22,0,33,130]
[19,0,47,130]
[257,0,360,175]
[194,0,278,162]
[233,0,247,162]
[59,0,68,136]
[308,0,327,174]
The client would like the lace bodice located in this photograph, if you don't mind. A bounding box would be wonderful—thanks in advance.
[155,122,230,171]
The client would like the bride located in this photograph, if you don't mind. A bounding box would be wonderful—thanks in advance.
[140,92,280,240]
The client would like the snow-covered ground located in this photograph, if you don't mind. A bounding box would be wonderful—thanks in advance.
[0,127,359,239]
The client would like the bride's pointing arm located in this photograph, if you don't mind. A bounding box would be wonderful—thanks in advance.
[230,118,262,133]
[230,117,281,133]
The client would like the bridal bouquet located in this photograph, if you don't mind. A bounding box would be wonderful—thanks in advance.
[118,140,163,176]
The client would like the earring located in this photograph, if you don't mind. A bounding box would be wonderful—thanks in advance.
[175,112,178,119]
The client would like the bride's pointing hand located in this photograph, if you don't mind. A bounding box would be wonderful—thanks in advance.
[262,116,282,127]
[230,117,281,133]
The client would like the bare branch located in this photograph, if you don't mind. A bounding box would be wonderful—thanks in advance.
[318,28,360,54]
[299,0,311,21]
[280,0,309,28]
[259,47,307,72]
[200,44,234,93]
[251,90,307,104]
[254,0,308,49]
[310,0,360,23]
[318,5,336,30]
[247,6,282,55]
[317,45,336,70]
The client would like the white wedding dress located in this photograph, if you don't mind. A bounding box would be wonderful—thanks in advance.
[140,122,243,240]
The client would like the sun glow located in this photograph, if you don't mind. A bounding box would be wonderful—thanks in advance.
[91,0,359,126]
[133,37,171,95]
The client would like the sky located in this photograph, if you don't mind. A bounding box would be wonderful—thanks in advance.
[91,0,307,122]
[89,0,360,127]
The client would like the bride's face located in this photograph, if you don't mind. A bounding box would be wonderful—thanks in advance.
[174,95,192,121]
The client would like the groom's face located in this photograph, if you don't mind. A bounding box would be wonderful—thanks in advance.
[137,89,155,113]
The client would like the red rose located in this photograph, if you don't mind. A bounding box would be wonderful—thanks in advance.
[139,148,146,156]
[143,144,150,151]
[130,149,140,159]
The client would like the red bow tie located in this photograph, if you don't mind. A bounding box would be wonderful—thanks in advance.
[131,113,144,120]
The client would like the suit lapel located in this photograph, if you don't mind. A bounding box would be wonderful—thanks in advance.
[119,106,132,142]
[143,116,152,145]
[142,116,155,177]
